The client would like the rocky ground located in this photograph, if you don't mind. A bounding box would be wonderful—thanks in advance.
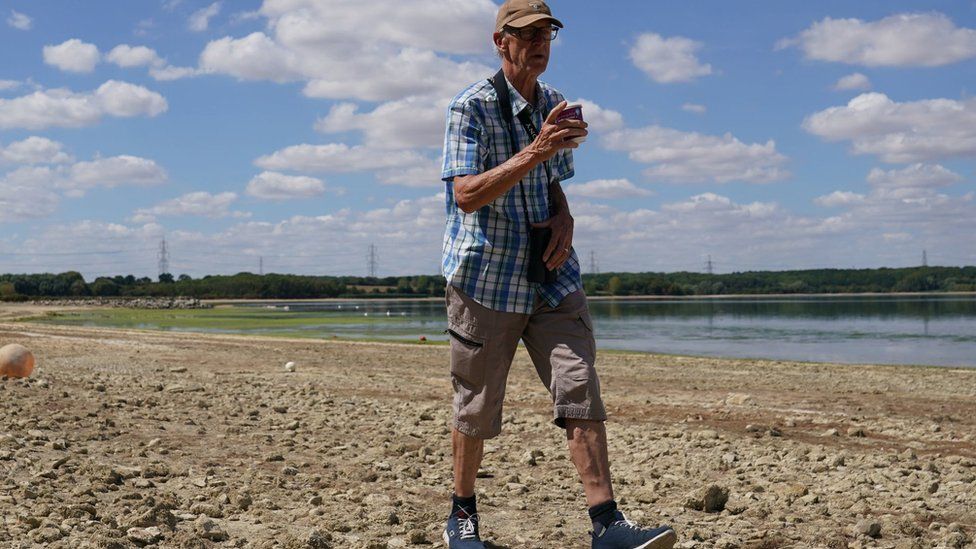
[0,308,974,548]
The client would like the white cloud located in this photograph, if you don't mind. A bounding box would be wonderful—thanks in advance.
[0,137,74,165]
[106,45,162,67]
[95,80,169,117]
[135,191,244,219]
[564,179,653,199]
[261,0,495,56]
[43,39,101,73]
[0,173,60,223]
[246,171,327,200]
[569,99,625,134]
[105,44,200,81]
[375,161,442,188]
[0,81,167,130]
[629,32,713,84]
[779,13,976,67]
[866,163,962,190]
[189,2,222,32]
[815,191,866,207]
[198,0,496,102]
[316,97,445,150]
[149,65,200,81]
[0,80,21,92]
[0,150,166,221]
[7,10,31,31]
[602,126,789,184]
[802,92,976,163]
[254,143,432,175]
[833,73,871,91]
[67,155,167,193]
[681,103,707,114]
[199,32,302,83]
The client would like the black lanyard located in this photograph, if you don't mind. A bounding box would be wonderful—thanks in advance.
[488,69,553,227]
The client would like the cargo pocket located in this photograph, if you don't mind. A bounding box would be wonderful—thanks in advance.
[447,320,488,387]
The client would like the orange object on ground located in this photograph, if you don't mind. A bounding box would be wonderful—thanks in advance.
[0,344,35,378]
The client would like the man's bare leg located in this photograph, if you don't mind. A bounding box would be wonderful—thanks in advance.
[453,427,485,497]
[565,418,614,507]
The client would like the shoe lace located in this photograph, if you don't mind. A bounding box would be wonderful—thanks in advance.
[608,513,645,537]
[457,512,478,540]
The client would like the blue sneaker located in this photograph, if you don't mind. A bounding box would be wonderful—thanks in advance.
[442,508,485,548]
[591,511,677,549]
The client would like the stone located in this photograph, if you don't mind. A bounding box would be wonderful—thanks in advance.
[196,518,228,541]
[684,484,729,513]
[284,362,296,372]
[408,529,427,544]
[189,502,223,518]
[854,519,881,538]
[693,429,719,440]
[724,393,754,406]
[127,526,163,545]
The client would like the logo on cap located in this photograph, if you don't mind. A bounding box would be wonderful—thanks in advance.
[529,2,542,11]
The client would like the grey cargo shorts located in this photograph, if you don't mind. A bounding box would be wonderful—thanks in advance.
[446,284,607,439]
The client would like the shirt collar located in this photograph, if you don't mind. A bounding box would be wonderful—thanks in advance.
[504,76,544,117]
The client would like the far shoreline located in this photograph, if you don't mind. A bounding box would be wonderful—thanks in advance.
[203,290,976,305]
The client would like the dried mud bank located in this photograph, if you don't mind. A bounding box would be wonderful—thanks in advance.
[24,298,208,310]
[0,318,974,549]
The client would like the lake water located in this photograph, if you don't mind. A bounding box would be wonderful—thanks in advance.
[237,294,976,368]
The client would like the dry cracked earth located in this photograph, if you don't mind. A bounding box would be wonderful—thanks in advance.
[1,311,974,548]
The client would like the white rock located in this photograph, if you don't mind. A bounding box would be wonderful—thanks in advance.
[284,362,296,372]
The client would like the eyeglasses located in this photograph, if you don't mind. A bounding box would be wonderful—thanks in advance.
[504,25,559,42]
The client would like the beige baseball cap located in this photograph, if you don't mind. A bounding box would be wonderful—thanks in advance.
[495,0,563,33]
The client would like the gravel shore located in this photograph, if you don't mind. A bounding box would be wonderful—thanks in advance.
[1,309,974,548]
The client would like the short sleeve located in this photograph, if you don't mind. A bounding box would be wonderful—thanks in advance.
[441,96,488,181]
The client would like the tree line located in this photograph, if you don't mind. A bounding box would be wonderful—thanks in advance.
[1,266,974,301]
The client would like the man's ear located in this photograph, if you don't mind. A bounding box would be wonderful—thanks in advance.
[493,32,507,57]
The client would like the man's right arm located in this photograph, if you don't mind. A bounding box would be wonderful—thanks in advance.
[453,101,587,214]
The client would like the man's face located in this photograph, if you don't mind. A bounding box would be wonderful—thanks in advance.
[496,21,553,76]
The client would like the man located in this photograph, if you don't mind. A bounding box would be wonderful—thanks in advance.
[439,1,678,548]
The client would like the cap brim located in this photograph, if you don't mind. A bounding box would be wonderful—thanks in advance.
[506,13,563,29]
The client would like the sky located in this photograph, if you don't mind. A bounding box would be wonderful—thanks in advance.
[1,0,975,280]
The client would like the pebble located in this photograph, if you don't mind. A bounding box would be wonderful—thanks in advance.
[854,519,882,539]
[127,526,163,544]
[408,529,427,544]
[196,518,229,541]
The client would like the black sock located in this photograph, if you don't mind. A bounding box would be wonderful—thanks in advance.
[588,499,618,531]
[452,493,477,517]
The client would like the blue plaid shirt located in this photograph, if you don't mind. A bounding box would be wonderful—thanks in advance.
[441,76,582,314]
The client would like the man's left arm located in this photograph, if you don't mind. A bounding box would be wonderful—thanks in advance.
[533,179,575,270]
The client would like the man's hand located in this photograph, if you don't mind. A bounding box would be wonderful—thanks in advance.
[527,101,588,162]
[532,208,574,270]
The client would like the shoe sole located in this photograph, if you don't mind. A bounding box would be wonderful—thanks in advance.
[633,528,677,549]
[442,530,449,546]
